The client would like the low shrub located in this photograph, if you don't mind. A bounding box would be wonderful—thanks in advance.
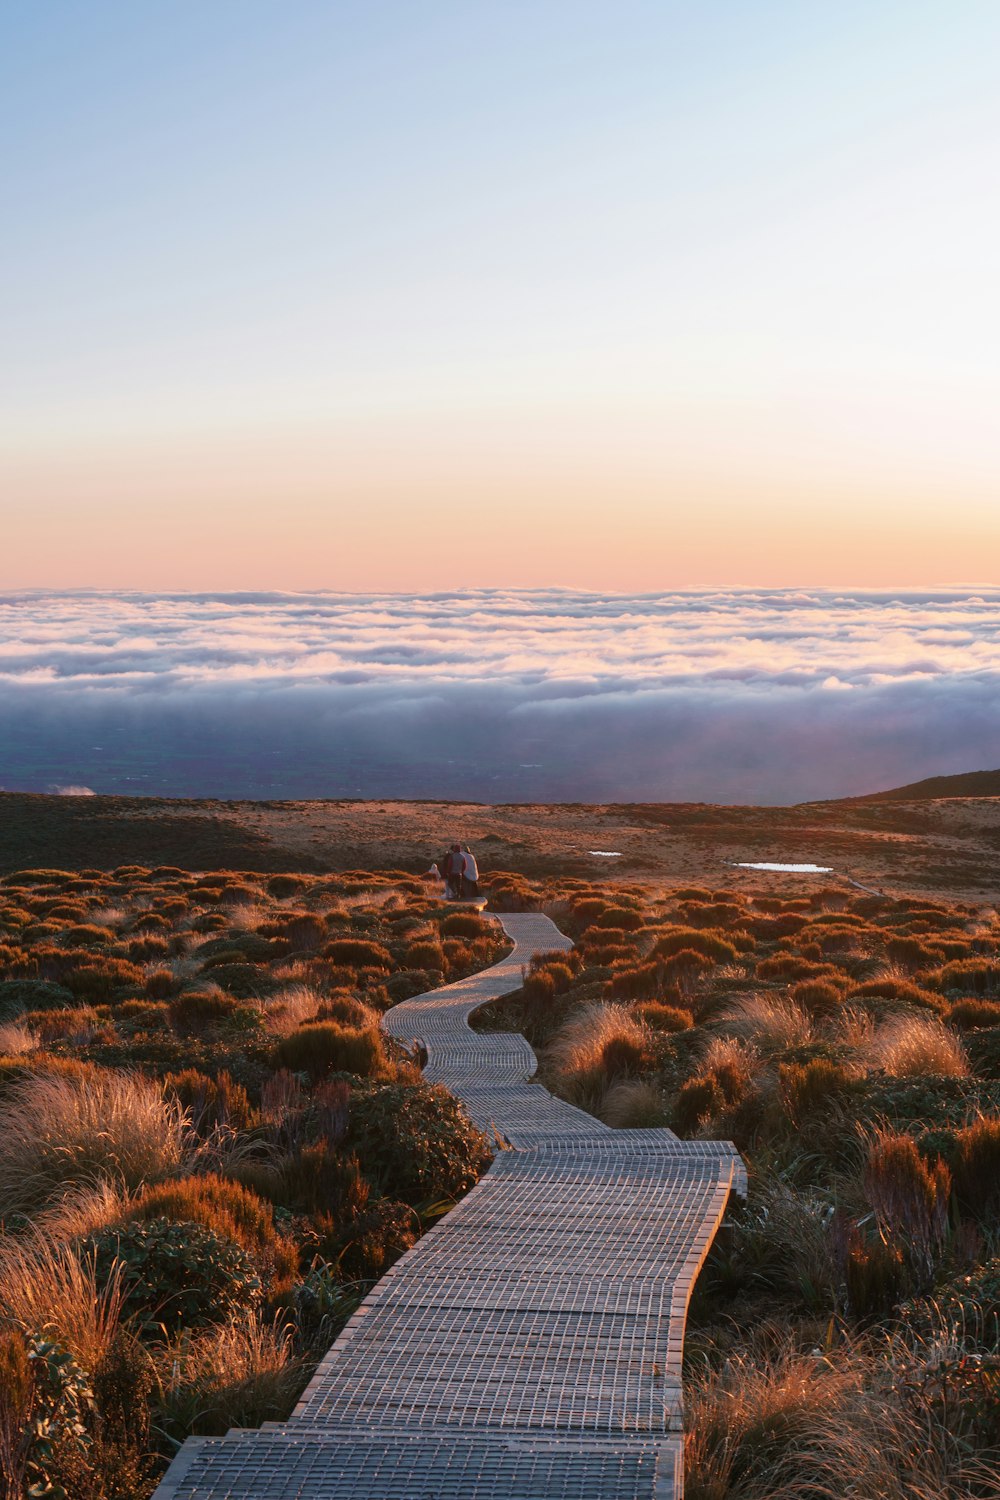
[0,979,76,1019]
[203,962,279,1000]
[438,912,490,939]
[84,1217,262,1335]
[654,927,740,963]
[322,939,392,969]
[169,990,242,1033]
[946,998,1000,1030]
[345,1083,490,1204]
[275,1023,386,1080]
[130,1172,292,1280]
[778,1058,857,1127]
[633,1002,693,1032]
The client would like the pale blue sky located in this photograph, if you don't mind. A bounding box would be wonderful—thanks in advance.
[3,3,999,588]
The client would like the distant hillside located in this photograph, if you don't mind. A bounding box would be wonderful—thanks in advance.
[859,768,1000,801]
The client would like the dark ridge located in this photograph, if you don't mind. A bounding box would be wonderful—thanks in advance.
[0,792,330,875]
[855,768,1000,802]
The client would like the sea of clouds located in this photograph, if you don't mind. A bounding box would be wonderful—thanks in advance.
[0,588,997,803]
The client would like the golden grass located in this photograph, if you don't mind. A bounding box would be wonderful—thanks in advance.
[156,1313,307,1437]
[0,1022,37,1056]
[601,1080,669,1128]
[0,1069,191,1217]
[547,1002,648,1078]
[715,993,812,1055]
[684,1331,960,1500]
[865,1014,969,1077]
[0,1236,125,1372]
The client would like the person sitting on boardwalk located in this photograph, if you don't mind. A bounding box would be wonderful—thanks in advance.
[441,844,465,900]
[461,845,480,899]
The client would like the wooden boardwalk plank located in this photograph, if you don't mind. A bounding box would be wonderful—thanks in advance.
[154,912,743,1500]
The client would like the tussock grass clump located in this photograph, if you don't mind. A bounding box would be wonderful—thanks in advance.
[684,1331,965,1500]
[602,1080,669,1128]
[863,1129,951,1285]
[715,994,812,1056]
[155,1314,307,1443]
[951,1115,1000,1223]
[928,958,1000,995]
[0,1070,191,1217]
[546,1002,652,1106]
[654,927,742,963]
[0,1237,125,1373]
[945,998,1000,1030]
[865,1015,968,1078]
[632,1001,693,1032]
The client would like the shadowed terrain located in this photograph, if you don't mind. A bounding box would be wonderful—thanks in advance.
[3,790,1000,904]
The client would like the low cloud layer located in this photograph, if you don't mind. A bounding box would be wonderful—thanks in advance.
[0,589,998,803]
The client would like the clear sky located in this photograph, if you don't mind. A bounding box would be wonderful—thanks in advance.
[3,2,999,590]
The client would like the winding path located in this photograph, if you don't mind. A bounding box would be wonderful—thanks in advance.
[155,913,745,1499]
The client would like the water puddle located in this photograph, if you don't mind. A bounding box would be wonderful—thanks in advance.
[589,850,623,857]
[735,862,833,873]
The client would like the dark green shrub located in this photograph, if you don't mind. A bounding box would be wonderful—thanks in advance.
[279,1141,370,1216]
[385,969,438,1002]
[332,1198,417,1280]
[202,962,278,999]
[115,998,171,1034]
[0,978,75,1019]
[84,1218,262,1335]
[199,933,277,962]
[345,1083,489,1203]
[276,1023,386,1080]
[169,990,242,1033]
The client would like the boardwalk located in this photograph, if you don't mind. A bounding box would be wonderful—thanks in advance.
[155,913,744,1499]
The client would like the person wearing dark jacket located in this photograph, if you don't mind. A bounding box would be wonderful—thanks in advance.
[441,844,465,900]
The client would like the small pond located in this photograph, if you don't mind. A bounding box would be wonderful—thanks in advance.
[734,861,833,873]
